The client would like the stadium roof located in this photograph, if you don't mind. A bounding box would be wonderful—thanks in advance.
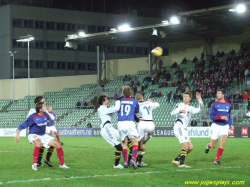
[65,2,250,46]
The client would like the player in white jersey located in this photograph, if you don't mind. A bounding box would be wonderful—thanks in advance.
[27,96,55,167]
[97,95,124,169]
[135,93,159,167]
[171,92,203,168]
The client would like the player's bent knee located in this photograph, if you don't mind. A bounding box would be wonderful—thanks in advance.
[115,144,122,151]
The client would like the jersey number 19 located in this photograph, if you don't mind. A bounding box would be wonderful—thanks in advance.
[121,105,131,116]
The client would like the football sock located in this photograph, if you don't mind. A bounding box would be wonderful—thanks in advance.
[56,148,64,165]
[56,134,61,142]
[137,148,145,163]
[37,146,45,164]
[215,147,224,161]
[128,140,133,161]
[33,146,41,164]
[122,149,128,163]
[207,143,211,148]
[132,145,139,161]
[114,144,122,166]
[46,146,54,161]
[174,154,181,161]
[179,148,188,165]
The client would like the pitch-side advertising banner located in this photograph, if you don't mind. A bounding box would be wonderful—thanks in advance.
[0,128,26,137]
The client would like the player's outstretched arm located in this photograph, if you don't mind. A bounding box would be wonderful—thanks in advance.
[46,109,55,120]
[171,103,186,115]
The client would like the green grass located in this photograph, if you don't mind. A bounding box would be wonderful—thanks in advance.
[0,137,249,187]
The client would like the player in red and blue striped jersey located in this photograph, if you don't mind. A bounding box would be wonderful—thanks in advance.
[15,102,70,171]
[205,89,234,165]
[117,86,140,169]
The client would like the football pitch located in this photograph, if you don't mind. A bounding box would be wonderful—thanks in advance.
[0,137,249,187]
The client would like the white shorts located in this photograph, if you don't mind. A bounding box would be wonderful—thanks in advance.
[137,121,155,142]
[28,134,55,148]
[210,123,229,140]
[46,126,57,134]
[117,121,139,141]
[174,121,190,144]
[101,126,120,147]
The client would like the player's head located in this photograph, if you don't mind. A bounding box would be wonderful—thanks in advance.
[48,106,52,112]
[98,95,109,105]
[217,89,226,101]
[183,92,192,104]
[123,86,132,98]
[36,102,46,113]
[135,93,144,102]
[34,96,45,104]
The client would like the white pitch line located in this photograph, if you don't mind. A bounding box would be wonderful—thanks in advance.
[1,166,249,185]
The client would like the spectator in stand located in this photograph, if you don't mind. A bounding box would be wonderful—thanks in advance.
[201,52,204,59]
[158,81,168,88]
[144,79,149,88]
[158,91,162,97]
[190,119,197,126]
[151,76,156,85]
[181,57,187,64]
[173,92,178,103]
[192,56,198,63]
[114,92,119,99]
[87,121,92,128]
[216,51,221,58]
[76,100,81,110]
[171,81,176,87]
[150,91,158,98]
[140,90,145,97]
[123,74,130,81]
[166,91,172,102]
[171,62,177,68]
[221,50,224,57]
[203,119,208,126]
[243,91,249,103]
[83,101,88,109]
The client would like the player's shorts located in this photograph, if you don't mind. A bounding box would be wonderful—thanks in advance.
[46,126,57,134]
[117,121,139,141]
[137,121,155,142]
[173,121,190,144]
[210,123,229,140]
[100,125,120,147]
[28,134,55,148]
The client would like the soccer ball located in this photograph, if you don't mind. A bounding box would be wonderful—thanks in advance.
[151,47,163,57]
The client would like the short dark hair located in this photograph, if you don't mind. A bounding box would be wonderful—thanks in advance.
[98,95,107,105]
[217,89,226,98]
[183,91,192,98]
[123,86,132,98]
[34,96,43,104]
[36,102,44,113]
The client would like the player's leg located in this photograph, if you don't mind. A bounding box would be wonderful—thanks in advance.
[122,138,129,168]
[32,139,42,171]
[214,135,228,165]
[114,144,124,169]
[137,138,147,166]
[44,146,54,167]
[37,146,45,166]
[129,137,139,169]
[205,123,218,153]
[127,138,133,162]
[54,130,64,145]
[177,142,191,168]
[47,137,69,169]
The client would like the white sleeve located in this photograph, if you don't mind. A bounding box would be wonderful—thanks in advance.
[191,99,204,115]
[46,110,55,120]
[150,102,160,110]
[170,103,182,116]
[103,100,121,114]
[246,113,250,117]
[27,108,36,118]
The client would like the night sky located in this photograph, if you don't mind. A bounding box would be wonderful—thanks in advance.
[54,0,248,18]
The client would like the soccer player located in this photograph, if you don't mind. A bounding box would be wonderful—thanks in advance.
[135,93,159,167]
[205,89,233,165]
[117,86,139,169]
[27,96,55,167]
[171,92,203,168]
[97,95,124,169]
[15,102,69,170]
[45,106,64,166]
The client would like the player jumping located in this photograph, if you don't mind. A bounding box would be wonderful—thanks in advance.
[15,102,69,170]
[135,93,159,167]
[97,95,124,169]
[171,92,203,168]
[205,89,234,165]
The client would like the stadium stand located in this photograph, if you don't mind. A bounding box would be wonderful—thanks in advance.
[0,44,249,128]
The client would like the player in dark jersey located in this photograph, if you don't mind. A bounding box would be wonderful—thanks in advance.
[117,86,139,169]
[205,89,234,165]
[15,102,70,170]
